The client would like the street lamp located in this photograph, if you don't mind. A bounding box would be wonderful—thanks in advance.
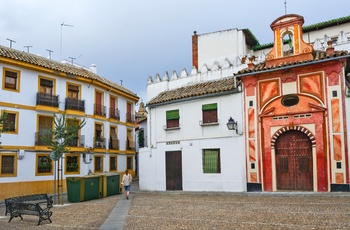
[226,117,242,135]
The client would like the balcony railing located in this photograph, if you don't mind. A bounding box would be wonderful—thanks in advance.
[109,108,120,120]
[65,98,85,112]
[94,104,106,117]
[67,135,85,147]
[36,92,59,107]
[35,131,52,146]
[126,112,135,123]
[109,139,119,150]
[126,140,135,150]
[94,136,106,148]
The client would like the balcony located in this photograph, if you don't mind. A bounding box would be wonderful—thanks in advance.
[94,136,106,148]
[35,131,52,146]
[126,112,135,123]
[36,92,59,107]
[109,108,120,120]
[109,139,119,150]
[67,135,85,147]
[94,104,106,117]
[65,98,85,112]
[126,140,135,150]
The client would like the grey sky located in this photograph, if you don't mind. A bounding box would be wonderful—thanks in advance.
[1,0,349,104]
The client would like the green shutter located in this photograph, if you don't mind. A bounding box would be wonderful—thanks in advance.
[166,110,179,120]
[202,103,217,111]
[203,150,219,173]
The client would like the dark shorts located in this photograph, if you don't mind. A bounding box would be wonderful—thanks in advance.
[124,185,130,191]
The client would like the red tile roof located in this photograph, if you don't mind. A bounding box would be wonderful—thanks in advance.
[147,77,239,106]
[0,45,138,98]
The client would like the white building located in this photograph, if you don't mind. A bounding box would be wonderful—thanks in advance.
[140,15,350,192]
[0,45,139,200]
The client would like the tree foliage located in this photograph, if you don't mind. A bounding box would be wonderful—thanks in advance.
[42,113,86,161]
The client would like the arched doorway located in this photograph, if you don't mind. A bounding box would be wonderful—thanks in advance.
[275,130,313,191]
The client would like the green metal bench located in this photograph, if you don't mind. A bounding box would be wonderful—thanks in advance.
[5,194,53,225]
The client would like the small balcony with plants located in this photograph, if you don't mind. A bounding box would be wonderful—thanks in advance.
[94,136,106,148]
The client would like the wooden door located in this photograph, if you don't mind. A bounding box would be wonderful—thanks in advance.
[275,130,313,191]
[166,151,182,190]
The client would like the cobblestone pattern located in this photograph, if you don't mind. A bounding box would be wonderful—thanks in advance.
[125,193,350,230]
[1,192,350,229]
[0,195,119,230]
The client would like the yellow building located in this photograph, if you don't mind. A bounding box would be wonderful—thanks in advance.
[0,45,139,200]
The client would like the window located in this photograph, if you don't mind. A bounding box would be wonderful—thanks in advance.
[36,116,53,146]
[36,154,53,175]
[126,129,134,150]
[0,154,16,177]
[94,155,103,172]
[109,96,120,120]
[95,123,105,148]
[94,91,105,116]
[127,156,133,170]
[202,149,221,173]
[65,155,80,174]
[281,94,299,107]
[3,68,20,92]
[67,84,80,99]
[166,109,180,129]
[110,156,117,171]
[66,118,80,147]
[126,102,134,123]
[2,111,18,133]
[37,77,58,107]
[110,126,119,149]
[202,103,218,124]
[40,78,54,94]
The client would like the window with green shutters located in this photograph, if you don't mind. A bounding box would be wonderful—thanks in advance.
[166,109,180,128]
[202,149,221,173]
[202,103,218,124]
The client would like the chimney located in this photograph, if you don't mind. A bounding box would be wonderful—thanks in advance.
[192,31,198,69]
[326,40,334,56]
[248,56,255,69]
[90,64,97,74]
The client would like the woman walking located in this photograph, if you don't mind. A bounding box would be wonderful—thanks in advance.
[122,169,132,199]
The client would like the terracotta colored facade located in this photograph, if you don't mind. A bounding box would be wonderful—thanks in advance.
[240,15,350,192]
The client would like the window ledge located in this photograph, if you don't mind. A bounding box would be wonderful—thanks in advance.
[164,127,180,131]
[200,122,219,126]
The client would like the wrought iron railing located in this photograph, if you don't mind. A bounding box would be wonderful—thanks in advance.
[65,98,85,112]
[36,92,59,107]
[126,112,135,123]
[94,104,106,117]
[94,136,106,148]
[67,135,85,147]
[109,108,120,120]
[109,139,119,150]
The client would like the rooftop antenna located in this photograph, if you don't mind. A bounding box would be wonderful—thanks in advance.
[60,22,74,60]
[120,80,123,86]
[24,45,32,53]
[284,0,287,15]
[68,56,76,65]
[6,38,16,48]
[46,49,53,59]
